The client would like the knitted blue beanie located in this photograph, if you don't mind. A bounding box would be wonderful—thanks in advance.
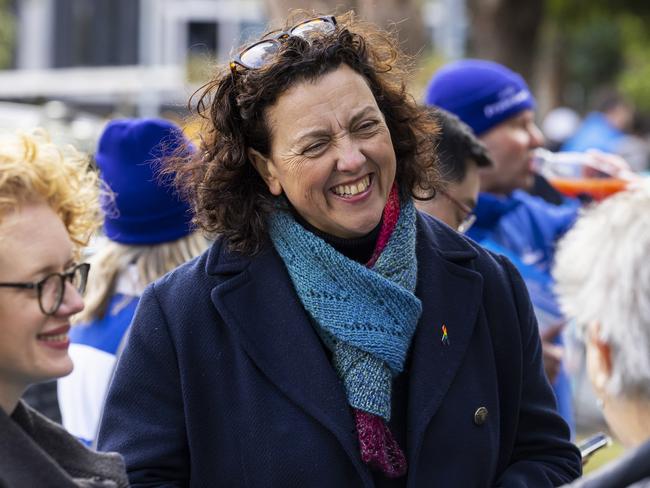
[425,59,536,136]
[96,118,194,245]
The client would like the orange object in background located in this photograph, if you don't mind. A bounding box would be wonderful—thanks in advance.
[549,178,628,201]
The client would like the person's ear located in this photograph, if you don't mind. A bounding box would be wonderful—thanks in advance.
[248,148,282,196]
[587,321,612,393]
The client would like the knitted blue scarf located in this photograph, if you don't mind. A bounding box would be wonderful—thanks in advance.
[268,199,422,421]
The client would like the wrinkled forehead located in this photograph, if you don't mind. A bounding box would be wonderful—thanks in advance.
[264,64,380,134]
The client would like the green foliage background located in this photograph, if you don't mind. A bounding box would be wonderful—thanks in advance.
[547,0,650,113]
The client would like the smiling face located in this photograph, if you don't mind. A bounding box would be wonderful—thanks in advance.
[478,110,544,195]
[251,64,397,238]
[0,202,84,412]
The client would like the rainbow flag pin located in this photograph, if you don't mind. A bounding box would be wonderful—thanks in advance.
[441,324,449,345]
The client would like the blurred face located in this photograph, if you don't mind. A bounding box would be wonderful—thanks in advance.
[479,110,543,194]
[252,64,397,238]
[607,103,634,132]
[416,161,480,232]
[0,202,84,411]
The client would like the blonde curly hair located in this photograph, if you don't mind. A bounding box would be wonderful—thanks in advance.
[0,129,103,252]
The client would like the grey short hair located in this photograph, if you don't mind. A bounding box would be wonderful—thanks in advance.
[553,179,650,400]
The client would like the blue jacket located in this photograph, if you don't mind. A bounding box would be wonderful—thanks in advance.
[468,191,578,275]
[561,112,626,154]
[98,213,581,487]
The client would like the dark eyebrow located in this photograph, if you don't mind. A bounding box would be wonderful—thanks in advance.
[349,106,381,126]
[293,129,332,148]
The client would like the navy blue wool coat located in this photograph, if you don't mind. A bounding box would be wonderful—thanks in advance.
[98,212,581,487]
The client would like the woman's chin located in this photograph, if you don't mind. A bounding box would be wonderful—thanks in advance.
[33,357,74,384]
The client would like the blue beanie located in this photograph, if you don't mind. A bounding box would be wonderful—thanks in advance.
[96,118,194,245]
[425,59,535,136]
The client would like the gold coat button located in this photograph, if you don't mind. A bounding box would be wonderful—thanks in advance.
[474,406,488,426]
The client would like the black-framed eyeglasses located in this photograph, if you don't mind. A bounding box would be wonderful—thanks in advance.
[230,15,337,72]
[440,189,476,234]
[0,263,90,316]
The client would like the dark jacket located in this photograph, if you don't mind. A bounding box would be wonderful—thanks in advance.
[0,400,128,488]
[98,212,581,487]
[22,379,62,423]
[565,440,650,488]
[467,190,580,431]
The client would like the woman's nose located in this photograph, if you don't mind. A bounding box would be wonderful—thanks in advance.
[55,281,85,317]
[336,137,366,172]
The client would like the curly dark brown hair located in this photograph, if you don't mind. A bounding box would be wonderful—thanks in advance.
[165,10,440,255]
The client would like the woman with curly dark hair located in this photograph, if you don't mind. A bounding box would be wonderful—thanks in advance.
[98,11,580,487]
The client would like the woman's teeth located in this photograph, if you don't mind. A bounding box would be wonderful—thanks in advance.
[38,333,68,342]
[332,175,371,197]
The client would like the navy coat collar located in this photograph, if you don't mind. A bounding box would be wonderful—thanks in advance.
[205,212,483,482]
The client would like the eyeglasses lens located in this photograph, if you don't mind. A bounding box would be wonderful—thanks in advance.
[40,274,64,315]
[38,264,89,315]
[290,19,336,37]
[239,41,280,69]
[238,18,335,70]
[69,265,89,295]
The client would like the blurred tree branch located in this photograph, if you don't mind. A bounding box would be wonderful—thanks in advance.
[465,0,544,82]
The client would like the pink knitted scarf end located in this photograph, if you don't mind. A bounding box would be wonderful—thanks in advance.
[354,409,407,478]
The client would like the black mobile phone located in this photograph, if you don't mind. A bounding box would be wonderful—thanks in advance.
[578,432,611,460]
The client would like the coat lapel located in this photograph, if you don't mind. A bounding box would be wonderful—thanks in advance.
[407,215,484,469]
[207,241,368,479]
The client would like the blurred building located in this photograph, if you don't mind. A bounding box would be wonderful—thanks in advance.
[0,0,466,119]
[2,0,265,117]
